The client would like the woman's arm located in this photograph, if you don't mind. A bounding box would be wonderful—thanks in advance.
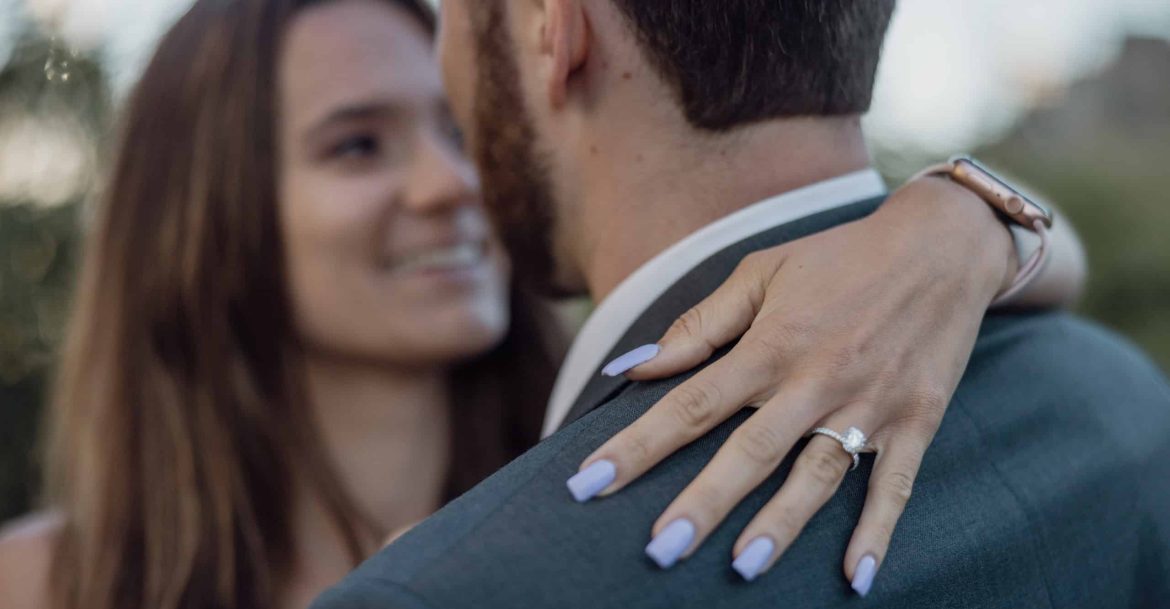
[565,171,1089,594]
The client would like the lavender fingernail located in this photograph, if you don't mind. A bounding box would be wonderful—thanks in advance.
[851,554,878,597]
[566,460,616,503]
[732,537,775,582]
[645,519,695,569]
[602,344,661,377]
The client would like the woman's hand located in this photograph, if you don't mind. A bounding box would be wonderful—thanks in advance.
[570,177,1024,593]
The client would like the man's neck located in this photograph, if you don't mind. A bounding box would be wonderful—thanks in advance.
[577,116,871,301]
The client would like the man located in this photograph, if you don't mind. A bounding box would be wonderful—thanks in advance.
[314,1,1170,607]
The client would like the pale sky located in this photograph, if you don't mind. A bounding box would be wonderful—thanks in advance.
[867,0,1170,152]
[0,0,19,70]
[1,0,1169,205]
[8,0,1170,150]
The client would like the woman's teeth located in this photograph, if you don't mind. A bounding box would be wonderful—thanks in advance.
[391,243,484,274]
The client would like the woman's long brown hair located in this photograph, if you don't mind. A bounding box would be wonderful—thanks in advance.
[44,1,558,608]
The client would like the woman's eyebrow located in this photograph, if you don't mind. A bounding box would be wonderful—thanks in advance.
[305,99,408,141]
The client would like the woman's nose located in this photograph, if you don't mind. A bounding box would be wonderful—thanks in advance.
[400,130,479,214]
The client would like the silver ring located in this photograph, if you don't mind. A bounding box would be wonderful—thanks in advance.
[809,426,869,471]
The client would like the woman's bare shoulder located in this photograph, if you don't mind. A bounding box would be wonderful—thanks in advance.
[0,513,60,609]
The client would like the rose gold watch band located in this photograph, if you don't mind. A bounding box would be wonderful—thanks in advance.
[911,159,1052,306]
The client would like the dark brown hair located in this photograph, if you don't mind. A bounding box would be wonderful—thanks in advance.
[44,1,557,608]
[610,0,898,130]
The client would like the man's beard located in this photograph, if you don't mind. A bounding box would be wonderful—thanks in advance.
[469,4,574,298]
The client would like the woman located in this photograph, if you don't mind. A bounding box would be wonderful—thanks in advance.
[0,1,1085,608]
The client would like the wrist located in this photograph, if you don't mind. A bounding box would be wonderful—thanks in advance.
[882,176,1018,299]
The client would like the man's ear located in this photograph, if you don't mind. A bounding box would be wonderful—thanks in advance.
[541,0,590,109]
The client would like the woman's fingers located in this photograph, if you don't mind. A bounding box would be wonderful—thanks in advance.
[842,432,930,597]
[571,350,780,501]
[726,401,887,581]
[617,252,778,381]
[640,384,826,568]
[728,434,857,580]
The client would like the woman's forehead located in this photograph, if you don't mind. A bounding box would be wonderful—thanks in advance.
[281,0,441,125]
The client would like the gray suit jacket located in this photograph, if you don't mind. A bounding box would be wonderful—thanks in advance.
[313,198,1170,609]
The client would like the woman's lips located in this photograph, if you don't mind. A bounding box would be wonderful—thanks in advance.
[382,241,488,275]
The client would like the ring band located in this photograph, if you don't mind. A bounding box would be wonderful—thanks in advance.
[809,426,869,471]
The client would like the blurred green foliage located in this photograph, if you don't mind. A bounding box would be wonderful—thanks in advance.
[981,158,1170,369]
[875,38,1170,371]
[0,203,79,383]
[1,29,103,522]
[983,37,1169,370]
[0,201,80,520]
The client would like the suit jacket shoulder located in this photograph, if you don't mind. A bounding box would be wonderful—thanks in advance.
[313,313,1170,609]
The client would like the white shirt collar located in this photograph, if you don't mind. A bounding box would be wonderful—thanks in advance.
[542,168,887,437]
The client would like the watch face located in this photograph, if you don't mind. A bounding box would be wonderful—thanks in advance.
[952,157,1053,227]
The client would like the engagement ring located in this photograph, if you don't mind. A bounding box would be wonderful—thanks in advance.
[809,426,869,471]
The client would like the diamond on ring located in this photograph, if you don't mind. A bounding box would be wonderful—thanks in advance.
[841,427,867,453]
[809,426,869,471]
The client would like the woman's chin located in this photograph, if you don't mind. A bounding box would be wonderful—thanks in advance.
[402,310,511,365]
[442,325,509,362]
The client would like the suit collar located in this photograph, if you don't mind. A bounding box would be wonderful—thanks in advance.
[545,170,888,436]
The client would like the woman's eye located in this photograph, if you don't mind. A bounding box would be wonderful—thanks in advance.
[436,113,465,151]
[330,134,380,160]
[443,123,465,151]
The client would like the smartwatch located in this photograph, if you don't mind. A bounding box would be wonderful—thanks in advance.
[912,156,1053,305]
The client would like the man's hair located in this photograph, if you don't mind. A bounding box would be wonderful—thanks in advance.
[610,0,897,130]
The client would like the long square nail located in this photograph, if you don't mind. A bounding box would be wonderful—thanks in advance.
[602,344,660,377]
[851,554,878,597]
[732,537,775,582]
[566,460,616,503]
[645,519,695,569]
